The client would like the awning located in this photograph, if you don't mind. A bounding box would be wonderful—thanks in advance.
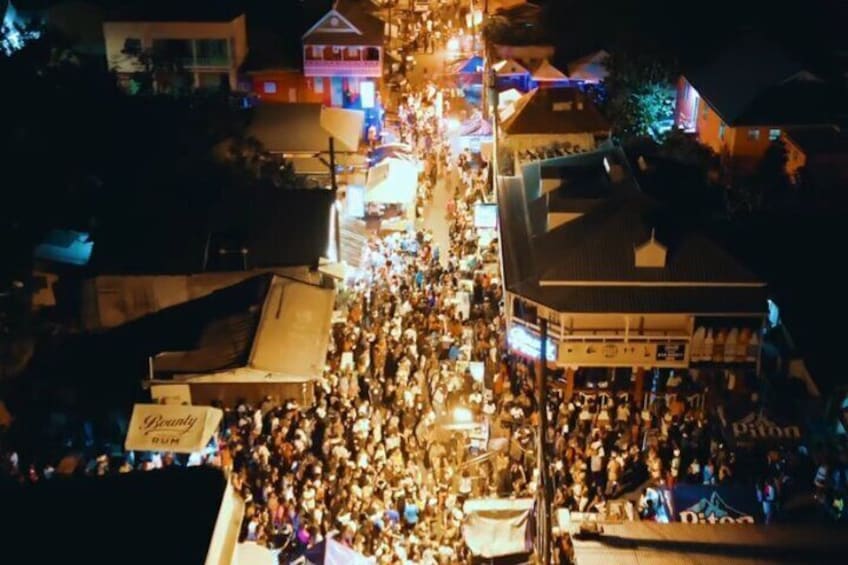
[248,280,335,380]
[365,157,418,204]
[124,403,223,454]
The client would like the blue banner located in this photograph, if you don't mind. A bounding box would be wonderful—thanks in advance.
[667,485,760,524]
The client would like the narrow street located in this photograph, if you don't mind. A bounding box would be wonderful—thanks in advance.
[420,156,455,267]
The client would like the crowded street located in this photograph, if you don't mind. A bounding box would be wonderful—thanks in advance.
[3,1,848,564]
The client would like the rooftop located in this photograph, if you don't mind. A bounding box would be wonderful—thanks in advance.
[498,146,767,314]
[684,37,837,127]
[106,0,243,23]
[501,87,610,136]
[0,467,229,564]
[89,188,333,275]
[303,0,384,46]
[783,125,848,154]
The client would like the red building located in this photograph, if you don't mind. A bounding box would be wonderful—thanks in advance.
[249,0,384,109]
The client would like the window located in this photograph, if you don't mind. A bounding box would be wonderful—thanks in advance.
[123,38,142,55]
[152,39,192,65]
[365,47,380,61]
[313,78,324,94]
[263,81,277,94]
[747,128,761,141]
[769,128,781,141]
[194,39,229,65]
[701,104,709,120]
[719,123,726,141]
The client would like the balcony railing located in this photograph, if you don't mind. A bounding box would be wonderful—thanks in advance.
[192,55,230,68]
[303,59,381,77]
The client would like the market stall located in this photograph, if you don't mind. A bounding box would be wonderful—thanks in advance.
[365,157,420,231]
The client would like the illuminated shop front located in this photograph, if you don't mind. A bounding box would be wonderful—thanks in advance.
[498,146,767,403]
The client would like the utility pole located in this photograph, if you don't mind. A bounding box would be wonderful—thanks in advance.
[535,318,551,564]
[328,136,341,263]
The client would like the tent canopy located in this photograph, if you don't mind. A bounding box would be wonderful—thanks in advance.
[531,59,568,82]
[567,49,610,83]
[450,54,484,75]
[493,58,530,76]
[365,157,418,204]
[124,403,223,454]
[301,538,372,565]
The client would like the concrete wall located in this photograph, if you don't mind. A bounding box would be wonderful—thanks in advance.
[103,15,247,89]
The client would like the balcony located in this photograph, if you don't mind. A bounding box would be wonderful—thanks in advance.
[303,58,381,78]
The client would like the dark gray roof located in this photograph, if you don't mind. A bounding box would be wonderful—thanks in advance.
[501,87,609,136]
[514,282,768,314]
[784,125,848,155]
[498,146,767,314]
[89,188,333,275]
[106,0,243,23]
[535,192,761,284]
[247,103,329,154]
[684,38,835,127]
[0,468,229,564]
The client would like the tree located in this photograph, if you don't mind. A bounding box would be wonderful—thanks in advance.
[0,31,299,286]
[601,50,676,142]
[659,130,719,173]
[726,141,792,215]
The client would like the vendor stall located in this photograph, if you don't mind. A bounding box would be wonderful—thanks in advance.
[457,113,493,159]
[492,58,531,92]
[365,157,420,231]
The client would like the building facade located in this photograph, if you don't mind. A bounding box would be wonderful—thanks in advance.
[674,40,836,174]
[102,7,248,92]
[299,0,384,109]
[499,86,610,169]
[498,147,767,405]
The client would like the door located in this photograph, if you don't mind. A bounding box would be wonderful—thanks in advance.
[330,76,344,107]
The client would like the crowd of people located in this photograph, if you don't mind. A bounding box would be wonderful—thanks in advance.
[1,7,845,565]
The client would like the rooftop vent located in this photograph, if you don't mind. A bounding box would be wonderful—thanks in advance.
[634,229,667,268]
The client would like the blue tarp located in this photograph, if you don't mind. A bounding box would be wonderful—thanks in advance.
[299,538,372,565]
